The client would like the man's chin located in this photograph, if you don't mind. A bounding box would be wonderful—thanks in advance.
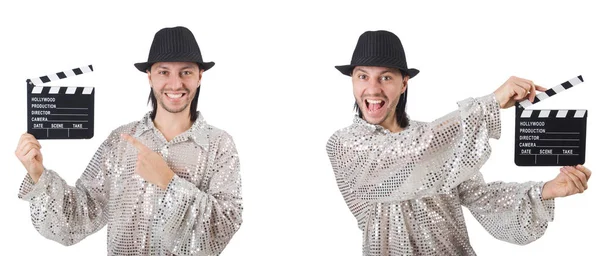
[160,103,189,114]
[361,106,388,125]
[363,116,384,125]
[166,109,187,114]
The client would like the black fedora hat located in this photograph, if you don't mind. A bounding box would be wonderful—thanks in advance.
[335,30,419,78]
[134,26,215,73]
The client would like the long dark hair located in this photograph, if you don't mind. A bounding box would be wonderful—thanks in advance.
[354,71,409,128]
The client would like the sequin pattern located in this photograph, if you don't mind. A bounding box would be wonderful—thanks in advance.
[19,112,243,256]
[326,94,555,255]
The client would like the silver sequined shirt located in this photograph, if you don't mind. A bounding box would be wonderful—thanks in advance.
[19,112,243,256]
[326,94,555,256]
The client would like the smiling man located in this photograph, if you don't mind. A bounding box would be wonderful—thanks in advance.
[16,26,243,255]
[326,30,592,255]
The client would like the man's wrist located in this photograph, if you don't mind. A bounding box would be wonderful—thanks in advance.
[28,170,43,184]
[541,181,553,200]
[159,170,175,190]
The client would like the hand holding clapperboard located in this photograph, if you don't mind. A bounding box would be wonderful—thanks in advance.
[26,65,95,139]
[514,76,587,166]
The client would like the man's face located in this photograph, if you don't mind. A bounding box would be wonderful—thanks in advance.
[147,62,203,115]
[352,66,408,128]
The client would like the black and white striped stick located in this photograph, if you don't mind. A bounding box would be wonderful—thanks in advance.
[518,75,584,109]
[28,65,94,86]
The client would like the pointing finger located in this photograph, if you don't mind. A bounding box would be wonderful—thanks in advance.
[121,134,148,152]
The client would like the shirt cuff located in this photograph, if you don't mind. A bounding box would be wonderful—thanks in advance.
[158,175,202,228]
[18,168,51,201]
[477,93,502,140]
[531,182,555,223]
[162,175,198,203]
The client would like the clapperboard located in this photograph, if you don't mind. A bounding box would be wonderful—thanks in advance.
[514,76,586,166]
[26,65,95,139]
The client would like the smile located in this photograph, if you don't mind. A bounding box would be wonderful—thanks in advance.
[165,93,186,99]
[163,91,187,100]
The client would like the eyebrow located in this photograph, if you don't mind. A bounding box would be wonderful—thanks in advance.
[354,68,368,74]
[355,68,399,76]
[156,65,197,70]
[179,65,197,70]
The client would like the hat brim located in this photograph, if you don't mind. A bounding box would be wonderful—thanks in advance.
[134,61,215,73]
[335,65,419,78]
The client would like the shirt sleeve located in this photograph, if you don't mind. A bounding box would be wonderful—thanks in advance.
[326,141,372,230]
[459,172,555,245]
[327,93,502,207]
[157,131,243,255]
[17,138,111,246]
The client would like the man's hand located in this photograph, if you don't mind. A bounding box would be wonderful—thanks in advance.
[542,165,591,200]
[15,133,44,183]
[494,76,547,109]
[122,134,174,190]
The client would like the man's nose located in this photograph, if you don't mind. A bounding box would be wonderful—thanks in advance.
[365,78,383,93]
[167,74,184,89]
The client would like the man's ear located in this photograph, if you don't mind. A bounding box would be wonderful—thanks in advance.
[198,70,204,87]
[147,70,152,86]
[401,75,409,93]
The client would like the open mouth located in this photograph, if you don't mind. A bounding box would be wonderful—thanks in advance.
[365,99,386,112]
[165,92,186,100]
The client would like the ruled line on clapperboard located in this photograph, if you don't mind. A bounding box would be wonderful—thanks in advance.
[516,76,585,165]
[27,65,94,139]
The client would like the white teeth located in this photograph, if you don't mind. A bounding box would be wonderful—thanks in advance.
[166,93,183,99]
[366,99,382,104]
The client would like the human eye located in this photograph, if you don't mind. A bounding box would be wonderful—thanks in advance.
[182,70,192,76]
[380,76,392,81]
[158,70,168,75]
[357,74,367,80]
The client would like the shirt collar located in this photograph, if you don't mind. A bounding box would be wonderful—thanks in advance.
[133,111,210,150]
[352,115,412,134]
[353,115,379,133]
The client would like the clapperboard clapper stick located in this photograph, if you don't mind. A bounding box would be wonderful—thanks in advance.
[514,75,587,166]
[27,65,95,139]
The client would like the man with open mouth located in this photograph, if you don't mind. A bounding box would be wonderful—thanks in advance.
[16,26,243,255]
[326,30,592,255]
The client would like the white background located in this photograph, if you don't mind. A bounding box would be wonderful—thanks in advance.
[1,1,598,255]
